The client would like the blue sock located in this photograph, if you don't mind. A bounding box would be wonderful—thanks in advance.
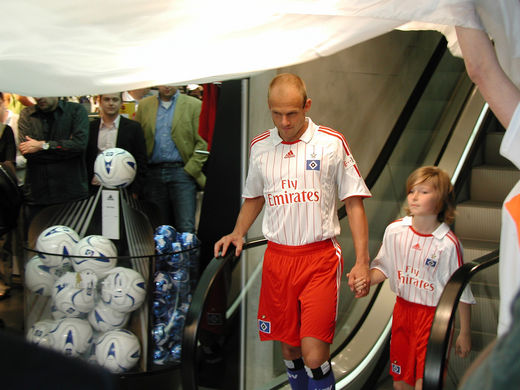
[306,360,335,390]
[284,358,308,390]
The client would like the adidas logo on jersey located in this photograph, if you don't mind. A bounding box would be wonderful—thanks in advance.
[412,243,421,250]
[284,150,295,159]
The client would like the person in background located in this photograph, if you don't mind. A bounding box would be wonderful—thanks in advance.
[121,87,155,119]
[0,104,15,165]
[86,92,147,198]
[354,166,474,390]
[0,101,18,299]
[0,92,26,170]
[215,73,371,390]
[186,84,203,100]
[454,18,520,390]
[455,25,520,338]
[135,85,207,233]
[18,97,89,231]
[5,94,35,115]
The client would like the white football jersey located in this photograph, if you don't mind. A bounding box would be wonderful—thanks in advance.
[371,216,476,307]
[243,118,370,246]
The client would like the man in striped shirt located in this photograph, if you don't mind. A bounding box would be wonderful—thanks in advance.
[215,73,371,390]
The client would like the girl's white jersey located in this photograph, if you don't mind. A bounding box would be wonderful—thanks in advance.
[371,216,476,307]
[243,118,370,246]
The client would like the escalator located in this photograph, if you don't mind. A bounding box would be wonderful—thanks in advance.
[182,34,501,390]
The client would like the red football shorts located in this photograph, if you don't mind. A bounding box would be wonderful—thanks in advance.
[257,239,343,346]
[389,296,436,386]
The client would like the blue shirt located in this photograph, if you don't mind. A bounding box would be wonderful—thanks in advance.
[149,91,183,164]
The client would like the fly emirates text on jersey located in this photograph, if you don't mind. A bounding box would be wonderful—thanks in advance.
[397,265,435,291]
[266,179,320,207]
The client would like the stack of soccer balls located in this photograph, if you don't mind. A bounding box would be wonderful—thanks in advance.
[25,225,146,373]
[151,225,200,365]
[93,147,137,189]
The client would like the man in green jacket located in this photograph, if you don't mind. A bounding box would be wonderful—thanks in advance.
[135,86,207,233]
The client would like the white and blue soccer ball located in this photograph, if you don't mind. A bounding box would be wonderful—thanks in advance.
[101,267,146,313]
[94,147,136,189]
[94,329,141,373]
[25,256,56,296]
[47,318,93,357]
[26,319,57,348]
[88,301,130,333]
[35,225,79,268]
[72,235,117,278]
[52,270,98,318]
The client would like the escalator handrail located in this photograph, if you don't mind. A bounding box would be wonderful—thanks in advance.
[181,249,236,390]
[423,249,499,390]
[181,34,452,390]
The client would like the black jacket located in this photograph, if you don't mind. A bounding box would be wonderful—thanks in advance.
[18,100,89,205]
[86,116,148,196]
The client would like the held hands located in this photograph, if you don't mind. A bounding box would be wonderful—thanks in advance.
[347,263,370,298]
[214,232,244,258]
[351,277,368,296]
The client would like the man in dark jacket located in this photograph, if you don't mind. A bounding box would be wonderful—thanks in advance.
[18,97,89,229]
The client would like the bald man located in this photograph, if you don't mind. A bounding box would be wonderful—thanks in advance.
[215,73,371,390]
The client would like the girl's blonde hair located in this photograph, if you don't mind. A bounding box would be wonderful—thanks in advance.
[405,166,456,224]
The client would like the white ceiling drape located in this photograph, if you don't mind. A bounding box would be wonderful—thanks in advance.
[0,0,517,96]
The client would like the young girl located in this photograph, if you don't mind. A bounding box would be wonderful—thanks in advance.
[354,166,475,390]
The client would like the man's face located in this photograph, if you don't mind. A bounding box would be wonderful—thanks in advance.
[35,97,59,112]
[158,86,177,101]
[99,93,122,117]
[268,85,311,143]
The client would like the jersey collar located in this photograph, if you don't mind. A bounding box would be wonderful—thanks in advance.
[271,117,317,146]
[403,215,450,239]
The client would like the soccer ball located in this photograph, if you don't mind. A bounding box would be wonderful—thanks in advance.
[52,270,98,318]
[94,329,141,373]
[88,301,130,333]
[72,235,117,278]
[47,318,93,357]
[101,267,146,313]
[153,271,173,297]
[35,225,79,268]
[26,319,57,348]
[94,147,136,189]
[25,256,56,296]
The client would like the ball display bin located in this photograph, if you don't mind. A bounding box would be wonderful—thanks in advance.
[23,187,200,389]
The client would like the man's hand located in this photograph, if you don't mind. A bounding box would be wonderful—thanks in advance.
[19,136,44,155]
[214,233,244,258]
[347,263,370,298]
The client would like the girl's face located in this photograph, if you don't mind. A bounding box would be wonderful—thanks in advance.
[407,179,440,218]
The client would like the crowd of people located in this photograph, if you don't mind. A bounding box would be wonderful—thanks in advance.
[0,85,208,299]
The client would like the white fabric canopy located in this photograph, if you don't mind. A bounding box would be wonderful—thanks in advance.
[0,0,517,96]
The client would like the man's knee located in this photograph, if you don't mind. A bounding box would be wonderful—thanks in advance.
[301,337,330,369]
[393,380,414,390]
[281,343,301,361]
